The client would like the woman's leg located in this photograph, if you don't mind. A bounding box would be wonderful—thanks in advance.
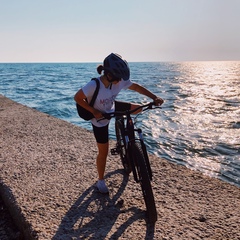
[92,124,110,193]
[115,101,142,114]
[96,141,109,193]
[130,103,142,114]
[96,142,109,180]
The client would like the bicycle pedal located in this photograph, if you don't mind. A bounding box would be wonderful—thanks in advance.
[111,148,119,155]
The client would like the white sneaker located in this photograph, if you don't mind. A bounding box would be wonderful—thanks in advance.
[96,180,109,194]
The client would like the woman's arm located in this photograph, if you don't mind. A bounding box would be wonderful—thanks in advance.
[128,83,164,105]
[74,89,102,118]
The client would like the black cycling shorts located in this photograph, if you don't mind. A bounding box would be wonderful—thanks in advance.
[92,101,131,144]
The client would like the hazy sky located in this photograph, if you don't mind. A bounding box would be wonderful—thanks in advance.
[1,0,239,62]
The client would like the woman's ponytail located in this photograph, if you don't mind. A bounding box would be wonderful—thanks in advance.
[97,65,104,74]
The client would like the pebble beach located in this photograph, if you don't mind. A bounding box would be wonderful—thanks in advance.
[1,94,240,239]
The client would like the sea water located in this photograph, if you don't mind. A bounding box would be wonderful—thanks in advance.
[0,62,239,187]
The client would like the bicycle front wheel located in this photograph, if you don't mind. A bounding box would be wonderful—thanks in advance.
[130,142,157,223]
[115,119,131,174]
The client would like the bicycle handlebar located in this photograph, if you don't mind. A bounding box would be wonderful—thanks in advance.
[97,102,161,121]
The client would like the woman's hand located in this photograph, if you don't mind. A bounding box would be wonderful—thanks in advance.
[92,109,103,119]
[154,96,164,106]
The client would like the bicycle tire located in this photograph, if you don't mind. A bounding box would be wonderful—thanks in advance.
[115,119,131,174]
[130,142,157,223]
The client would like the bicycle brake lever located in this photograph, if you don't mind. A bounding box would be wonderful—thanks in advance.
[150,102,162,110]
[149,102,155,109]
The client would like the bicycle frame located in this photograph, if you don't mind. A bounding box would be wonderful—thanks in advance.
[107,102,160,182]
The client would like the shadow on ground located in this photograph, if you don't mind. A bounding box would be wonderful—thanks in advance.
[53,169,155,239]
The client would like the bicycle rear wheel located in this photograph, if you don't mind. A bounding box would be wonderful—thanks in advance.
[130,142,157,223]
[115,119,131,174]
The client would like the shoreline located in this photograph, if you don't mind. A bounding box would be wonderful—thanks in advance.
[1,95,240,239]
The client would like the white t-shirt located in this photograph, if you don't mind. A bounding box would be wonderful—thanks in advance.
[82,77,133,127]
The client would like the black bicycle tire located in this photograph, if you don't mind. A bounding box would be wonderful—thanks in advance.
[115,120,131,174]
[130,142,157,223]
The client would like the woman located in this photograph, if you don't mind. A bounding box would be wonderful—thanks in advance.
[74,53,164,193]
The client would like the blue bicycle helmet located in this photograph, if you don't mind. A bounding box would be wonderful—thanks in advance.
[103,53,130,80]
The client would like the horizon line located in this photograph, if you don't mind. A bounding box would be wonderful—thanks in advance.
[0,60,239,64]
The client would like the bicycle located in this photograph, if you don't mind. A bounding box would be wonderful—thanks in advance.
[98,102,161,223]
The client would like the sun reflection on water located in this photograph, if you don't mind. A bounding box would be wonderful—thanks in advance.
[144,61,240,185]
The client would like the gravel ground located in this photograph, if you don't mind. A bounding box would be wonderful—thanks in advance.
[1,95,240,240]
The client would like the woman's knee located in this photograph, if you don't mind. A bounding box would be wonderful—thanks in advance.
[130,103,142,114]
